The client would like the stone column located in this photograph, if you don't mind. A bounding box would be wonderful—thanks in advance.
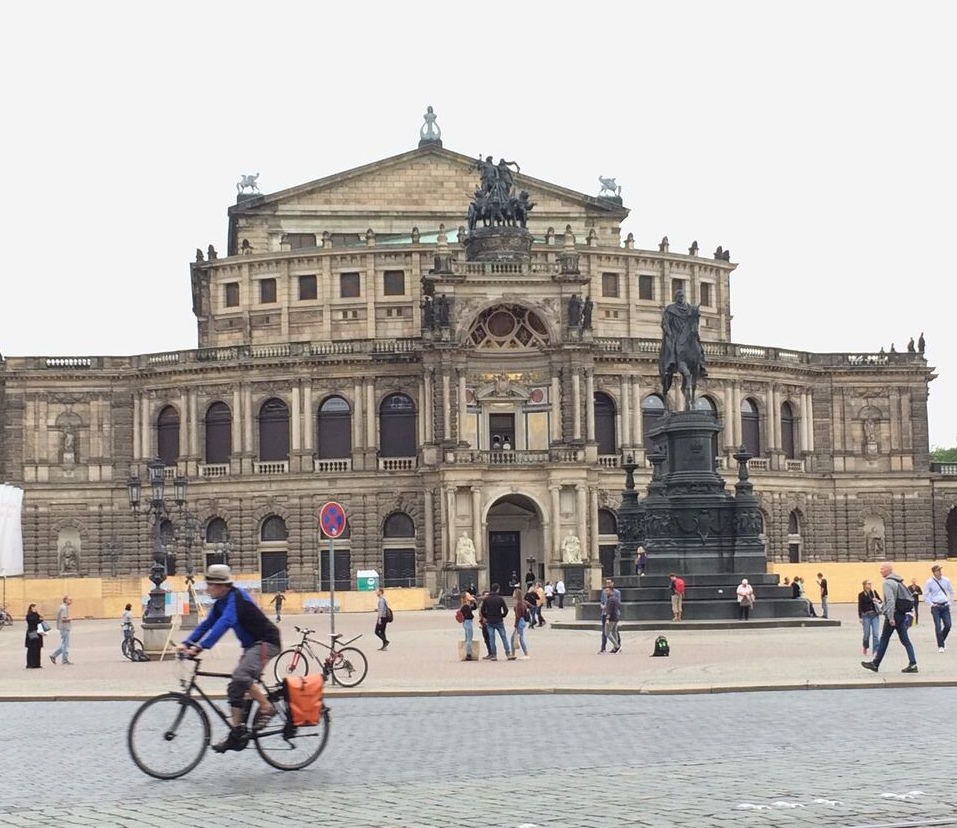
[632,377,642,449]
[188,389,198,459]
[550,485,561,562]
[572,371,582,440]
[575,484,587,558]
[766,383,776,450]
[458,370,467,443]
[353,381,363,449]
[424,488,435,562]
[417,379,426,446]
[731,383,741,447]
[723,384,735,449]
[133,394,141,461]
[589,487,599,562]
[446,487,457,564]
[303,382,313,453]
[471,487,482,563]
[621,375,631,447]
[178,391,189,459]
[291,385,302,453]
[800,392,810,453]
[243,385,253,459]
[232,388,242,459]
[424,369,434,444]
[142,395,152,458]
[365,381,376,451]
[550,373,562,442]
[438,485,448,562]
[442,371,451,441]
[585,370,595,442]
[806,391,815,452]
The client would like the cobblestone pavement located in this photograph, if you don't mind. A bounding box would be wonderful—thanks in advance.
[2,690,956,827]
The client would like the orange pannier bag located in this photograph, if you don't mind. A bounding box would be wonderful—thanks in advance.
[284,673,324,726]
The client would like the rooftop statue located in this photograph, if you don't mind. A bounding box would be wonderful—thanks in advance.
[598,176,621,198]
[659,288,708,410]
[419,106,442,146]
[467,155,533,231]
[237,173,260,195]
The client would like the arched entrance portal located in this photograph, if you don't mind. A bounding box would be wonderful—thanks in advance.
[486,494,545,593]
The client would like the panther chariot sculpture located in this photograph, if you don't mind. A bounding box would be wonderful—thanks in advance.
[466,156,536,232]
[598,176,621,198]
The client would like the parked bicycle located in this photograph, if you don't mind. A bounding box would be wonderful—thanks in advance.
[121,622,146,661]
[0,608,12,629]
[127,654,330,779]
[273,626,368,688]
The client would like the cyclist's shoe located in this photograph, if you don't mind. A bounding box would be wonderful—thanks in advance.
[252,705,276,731]
[212,726,249,753]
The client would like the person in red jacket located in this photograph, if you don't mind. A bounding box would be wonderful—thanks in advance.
[670,573,686,622]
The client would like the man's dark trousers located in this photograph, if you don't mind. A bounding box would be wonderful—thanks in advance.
[931,604,952,649]
[873,611,917,667]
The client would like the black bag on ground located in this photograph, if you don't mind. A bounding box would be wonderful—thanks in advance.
[652,635,670,657]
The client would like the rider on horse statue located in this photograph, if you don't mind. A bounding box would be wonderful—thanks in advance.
[659,289,708,410]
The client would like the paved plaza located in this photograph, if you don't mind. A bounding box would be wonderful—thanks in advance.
[2,603,956,826]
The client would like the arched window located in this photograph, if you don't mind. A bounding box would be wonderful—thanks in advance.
[383,512,415,537]
[781,401,796,460]
[205,517,228,543]
[693,396,720,461]
[741,398,760,457]
[597,508,618,579]
[641,394,666,450]
[157,405,180,466]
[204,402,232,464]
[318,396,351,459]
[594,392,617,456]
[258,398,289,462]
[379,393,416,457]
[598,509,617,535]
[788,510,800,535]
[261,515,289,542]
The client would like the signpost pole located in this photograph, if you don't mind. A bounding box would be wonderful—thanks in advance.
[329,537,336,637]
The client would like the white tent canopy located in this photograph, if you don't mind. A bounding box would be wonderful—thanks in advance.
[0,484,24,577]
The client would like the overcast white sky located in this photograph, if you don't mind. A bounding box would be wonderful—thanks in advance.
[1,2,954,446]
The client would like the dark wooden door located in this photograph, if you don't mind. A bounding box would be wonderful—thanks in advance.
[488,531,520,594]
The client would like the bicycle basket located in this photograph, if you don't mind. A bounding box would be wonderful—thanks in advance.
[284,673,324,726]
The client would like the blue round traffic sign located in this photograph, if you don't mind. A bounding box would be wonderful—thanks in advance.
[319,501,347,538]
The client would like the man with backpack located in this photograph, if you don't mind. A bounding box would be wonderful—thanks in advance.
[861,562,918,674]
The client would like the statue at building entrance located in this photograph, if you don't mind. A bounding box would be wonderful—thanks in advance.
[659,288,708,410]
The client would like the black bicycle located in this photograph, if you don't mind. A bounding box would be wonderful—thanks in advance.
[273,627,368,687]
[121,623,146,661]
[127,655,330,779]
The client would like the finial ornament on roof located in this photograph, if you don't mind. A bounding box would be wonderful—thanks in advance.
[419,106,442,147]
[237,173,260,195]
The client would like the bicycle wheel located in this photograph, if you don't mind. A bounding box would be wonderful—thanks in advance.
[130,638,146,660]
[330,646,367,688]
[128,693,210,779]
[273,647,310,684]
[121,638,132,660]
[252,696,330,771]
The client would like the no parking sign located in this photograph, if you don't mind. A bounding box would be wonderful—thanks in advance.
[319,501,347,538]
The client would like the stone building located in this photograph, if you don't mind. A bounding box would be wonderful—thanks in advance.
[2,122,955,595]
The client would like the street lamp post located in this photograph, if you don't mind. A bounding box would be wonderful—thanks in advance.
[128,458,186,651]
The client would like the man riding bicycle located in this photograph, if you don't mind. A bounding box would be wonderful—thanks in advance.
[177,565,281,753]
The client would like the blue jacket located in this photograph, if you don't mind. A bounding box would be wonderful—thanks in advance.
[185,587,280,651]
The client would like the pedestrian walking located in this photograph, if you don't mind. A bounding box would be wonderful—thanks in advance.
[736,578,755,621]
[817,572,829,619]
[637,546,648,577]
[477,590,492,656]
[524,585,540,628]
[858,579,882,655]
[544,581,554,609]
[511,589,529,658]
[268,590,285,622]
[374,587,391,651]
[50,595,73,665]
[604,585,622,653]
[598,578,621,653]
[861,563,918,674]
[923,564,953,653]
[479,584,513,661]
[555,578,566,609]
[534,582,546,625]
[25,603,44,669]
[907,578,923,625]
[459,591,477,661]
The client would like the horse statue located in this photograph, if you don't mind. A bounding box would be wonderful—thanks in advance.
[658,289,707,410]
[598,176,621,198]
[236,173,260,195]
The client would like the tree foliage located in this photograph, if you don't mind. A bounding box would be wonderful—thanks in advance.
[931,445,957,462]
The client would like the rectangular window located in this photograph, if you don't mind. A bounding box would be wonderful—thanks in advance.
[638,274,654,301]
[298,274,317,301]
[259,278,277,304]
[700,282,713,307]
[383,270,405,296]
[224,282,239,308]
[601,272,620,298]
[285,233,316,250]
[383,548,416,588]
[671,278,686,299]
[340,272,360,298]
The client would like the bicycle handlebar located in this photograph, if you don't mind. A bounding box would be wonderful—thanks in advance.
[294,625,316,635]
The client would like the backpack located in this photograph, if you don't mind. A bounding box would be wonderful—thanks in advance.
[652,635,670,657]
[385,606,394,623]
[895,581,915,613]
[454,608,464,624]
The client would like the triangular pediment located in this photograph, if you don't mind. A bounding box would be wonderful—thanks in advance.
[228,145,628,244]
